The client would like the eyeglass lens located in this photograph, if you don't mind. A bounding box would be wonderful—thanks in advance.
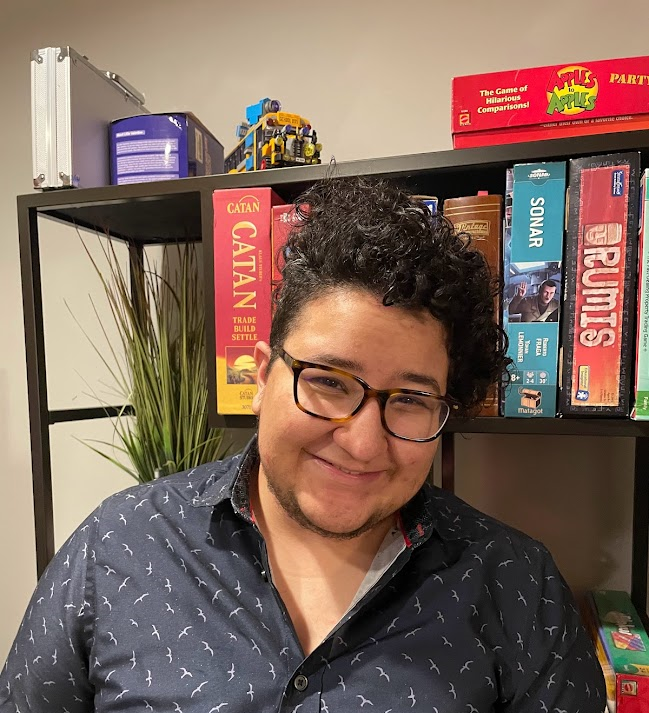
[296,367,449,440]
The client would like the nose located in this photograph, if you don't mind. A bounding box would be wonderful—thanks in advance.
[332,396,389,463]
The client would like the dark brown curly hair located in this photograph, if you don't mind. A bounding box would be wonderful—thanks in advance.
[269,176,511,417]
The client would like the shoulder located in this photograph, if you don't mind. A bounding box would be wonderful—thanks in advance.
[92,453,240,527]
[426,484,550,563]
[425,486,571,614]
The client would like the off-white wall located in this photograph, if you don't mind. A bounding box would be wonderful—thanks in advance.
[1,0,647,660]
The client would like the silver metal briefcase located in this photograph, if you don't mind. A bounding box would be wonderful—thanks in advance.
[31,46,148,189]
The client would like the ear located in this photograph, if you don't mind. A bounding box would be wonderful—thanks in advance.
[252,341,272,415]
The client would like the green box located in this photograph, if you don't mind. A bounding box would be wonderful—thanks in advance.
[591,590,649,675]
[633,170,649,419]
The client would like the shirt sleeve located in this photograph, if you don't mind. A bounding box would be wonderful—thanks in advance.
[502,545,606,712]
[0,508,101,713]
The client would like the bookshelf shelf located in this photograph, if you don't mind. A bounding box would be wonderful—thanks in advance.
[18,129,649,244]
[447,417,649,437]
[48,410,649,437]
[17,129,649,613]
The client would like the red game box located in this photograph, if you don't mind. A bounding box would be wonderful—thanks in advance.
[271,203,308,314]
[271,204,300,285]
[559,153,641,416]
[452,56,649,148]
[213,188,282,415]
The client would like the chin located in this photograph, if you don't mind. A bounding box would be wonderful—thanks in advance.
[303,520,376,541]
[303,511,365,536]
[298,504,389,540]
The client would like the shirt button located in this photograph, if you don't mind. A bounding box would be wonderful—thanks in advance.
[293,674,308,691]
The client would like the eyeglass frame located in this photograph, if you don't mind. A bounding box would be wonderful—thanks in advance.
[276,347,458,442]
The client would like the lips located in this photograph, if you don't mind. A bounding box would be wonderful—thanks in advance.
[336,463,367,476]
[312,454,385,481]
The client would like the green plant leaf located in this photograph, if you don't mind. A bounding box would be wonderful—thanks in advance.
[75,234,236,483]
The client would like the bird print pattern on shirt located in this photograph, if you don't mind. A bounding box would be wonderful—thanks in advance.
[1,438,604,712]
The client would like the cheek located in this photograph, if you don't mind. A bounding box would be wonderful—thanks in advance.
[396,442,439,484]
[256,374,291,419]
[258,388,334,450]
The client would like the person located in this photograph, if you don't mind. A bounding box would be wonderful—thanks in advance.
[508,279,560,322]
[1,177,604,712]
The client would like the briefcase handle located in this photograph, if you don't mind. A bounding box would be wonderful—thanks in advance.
[104,71,146,106]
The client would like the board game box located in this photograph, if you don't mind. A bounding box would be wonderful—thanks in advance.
[213,188,282,414]
[444,193,503,416]
[502,162,566,417]
[111,113,224,184]
[559,152,641,416]
[452,55,649,148]
[633,170,649,420]
[588,590,649,712]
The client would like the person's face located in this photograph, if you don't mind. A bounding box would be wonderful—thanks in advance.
[252,287,450,540]
[539,285,556,305]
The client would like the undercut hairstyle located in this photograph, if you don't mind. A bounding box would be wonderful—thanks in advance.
[269,176,512,417]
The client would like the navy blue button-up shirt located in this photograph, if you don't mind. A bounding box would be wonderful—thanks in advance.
[1,437,604,712]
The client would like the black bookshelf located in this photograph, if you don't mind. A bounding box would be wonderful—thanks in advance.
[19,129,649,244]
[447,417,649,437]
[17,130,649,614]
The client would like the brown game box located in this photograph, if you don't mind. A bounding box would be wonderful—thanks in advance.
[443,193,503,416]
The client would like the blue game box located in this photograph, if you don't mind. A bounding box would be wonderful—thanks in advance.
[110,112,224,185]
[502,162,567,417]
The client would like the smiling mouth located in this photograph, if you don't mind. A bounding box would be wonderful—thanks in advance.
[315,455,384,478]
[335,463,367,475]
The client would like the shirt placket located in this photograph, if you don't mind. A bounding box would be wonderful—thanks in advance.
[272,545,416,713]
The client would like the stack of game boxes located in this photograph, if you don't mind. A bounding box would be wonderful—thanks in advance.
[442,151,646,419]
[583,590,649,712]
[212,150,649,421]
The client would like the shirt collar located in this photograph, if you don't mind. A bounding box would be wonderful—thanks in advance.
[190,436,258,523]
[191,434,451,548]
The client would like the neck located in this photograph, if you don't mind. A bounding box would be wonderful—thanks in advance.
[250,466,398,656]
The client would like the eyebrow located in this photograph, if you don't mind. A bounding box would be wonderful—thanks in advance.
[310,353,442,394]
[396,370,443,394]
